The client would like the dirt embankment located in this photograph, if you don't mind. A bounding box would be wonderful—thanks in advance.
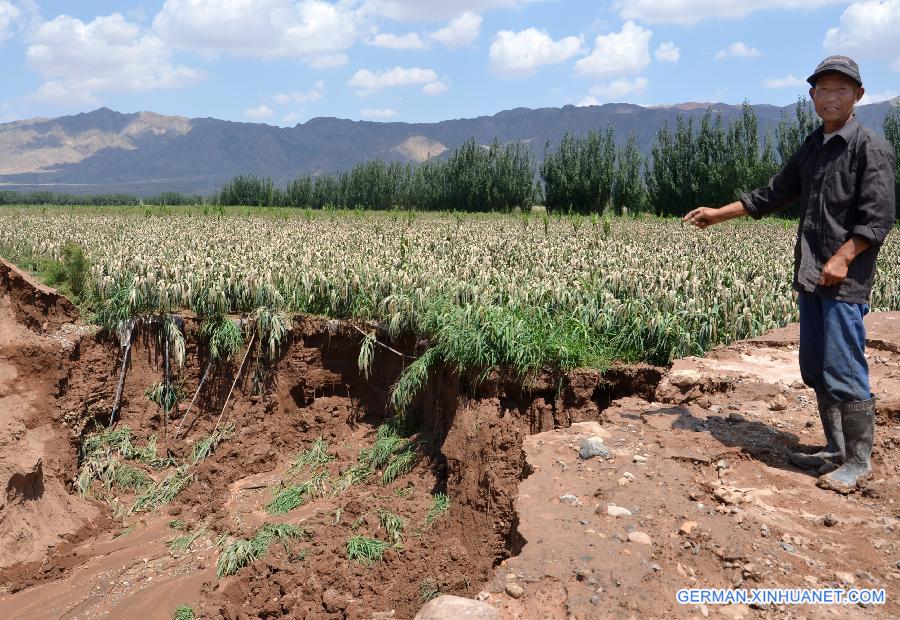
[0,259,101,571]
[0,255,661,619]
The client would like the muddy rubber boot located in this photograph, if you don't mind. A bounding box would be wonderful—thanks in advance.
[789,396,844,469]
[817,398,875,494]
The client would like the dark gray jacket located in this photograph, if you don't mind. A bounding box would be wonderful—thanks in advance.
[739,116,896,304]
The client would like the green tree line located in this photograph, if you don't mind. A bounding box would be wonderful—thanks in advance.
[4,101,898,218]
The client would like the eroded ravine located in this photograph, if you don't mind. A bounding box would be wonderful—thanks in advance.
[3,256,897,620]
[0,257,659,619]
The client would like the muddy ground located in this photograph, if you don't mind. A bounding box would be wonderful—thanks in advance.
[0,256,897,619]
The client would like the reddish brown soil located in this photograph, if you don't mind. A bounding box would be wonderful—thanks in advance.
[0,259,100,572]
[481,315,900,619]
[1,255,897,620]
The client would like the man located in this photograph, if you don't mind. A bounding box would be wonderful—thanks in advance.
[684,55,896,494]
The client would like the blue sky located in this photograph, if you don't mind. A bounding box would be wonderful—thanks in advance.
[0,0,898,125]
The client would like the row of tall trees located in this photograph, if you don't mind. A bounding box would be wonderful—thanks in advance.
[0,190,202,207]
[7,100,899,217]
[647,103,779,216]
[217,139,541,212]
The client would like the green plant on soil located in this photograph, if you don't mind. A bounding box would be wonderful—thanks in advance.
[130,466,193,514]
[346,536,389,565]
[191,424,234,464]
[76,427,159,497]
[333,417,422,494]
[381,445,419,485]
[169,519,186,530]
[216,523,305,578]
[145,380,184,414]
[172,606,195,620]
[426,493,450,526]
[377,508,407,545]
[286,437,334,477]
[389,347,438,413]
[33,241,90,304]
[420,578,441,603]
[81,426,138,460]
[357,331,376,380]
[113,525,136,540]
[111,463,153,493]
[332,465,371,494]
[168,522,208,554]
[266,471,330,515]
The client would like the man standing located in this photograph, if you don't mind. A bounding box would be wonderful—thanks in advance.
[684,56,896,494]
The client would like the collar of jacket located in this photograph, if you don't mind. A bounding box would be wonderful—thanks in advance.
[808,114,860,145]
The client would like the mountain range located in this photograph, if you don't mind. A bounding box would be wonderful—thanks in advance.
[1,98,897,196]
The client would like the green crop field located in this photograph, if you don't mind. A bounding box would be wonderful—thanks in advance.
[2,206,898,390]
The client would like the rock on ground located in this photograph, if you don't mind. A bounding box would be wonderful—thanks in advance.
[414,595,500,620]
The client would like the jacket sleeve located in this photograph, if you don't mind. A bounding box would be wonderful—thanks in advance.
[850,141,896,247]
[738,146,804,219]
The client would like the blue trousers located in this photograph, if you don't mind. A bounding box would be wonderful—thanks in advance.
[798,291,870,402]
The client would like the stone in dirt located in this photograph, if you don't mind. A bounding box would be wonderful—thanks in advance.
[505,582,525,598]
[835,571,855,586]
[578,436,610,460]
[679,521,697,535]
[769,395,788,411]
[627,531,652,545]
[670,369,702,388]
[607,505,632,517]
[413,595,500,620]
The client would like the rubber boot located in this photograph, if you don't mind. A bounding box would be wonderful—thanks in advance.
[789,395,844,469]
[817,397,875,494]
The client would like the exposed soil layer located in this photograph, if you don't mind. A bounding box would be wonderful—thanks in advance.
[2,256,898,620]
[0,259,100,571]
[480,315,900,619]
[0,256,658,619]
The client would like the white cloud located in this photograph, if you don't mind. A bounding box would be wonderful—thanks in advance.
[369,31,426,50]
[0,0,21,43]
[360,0,517,21]
[273,81,325,105]
[349,66,445,96]
[859,90,899,105]
[714,42,761,60]
[489,28,583,77]
[361,108,398,118]
[762,74,806,88]
[617,0,847,25]
[654,41,679,63]
[282,111,306,125]
[245,104,274,119]
[574,21,651,80]
[824,0,900,67]
[576,95,600,107]
[152,0,357,64]
[422,81,448,95]
[430,12,482,48]
[311,53,348,68]
[585,76,648,102]
[26,13,204,103]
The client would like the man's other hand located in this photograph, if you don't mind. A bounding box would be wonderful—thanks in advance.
[817,254,850,287]
[683,207,720,229]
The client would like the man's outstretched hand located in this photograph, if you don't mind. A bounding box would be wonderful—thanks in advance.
[683,207,721,229]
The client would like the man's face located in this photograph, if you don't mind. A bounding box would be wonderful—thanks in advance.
[809,74,864,126]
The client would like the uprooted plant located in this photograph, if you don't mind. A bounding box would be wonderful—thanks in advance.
[216,523,306,578]
[174,291,244,440]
